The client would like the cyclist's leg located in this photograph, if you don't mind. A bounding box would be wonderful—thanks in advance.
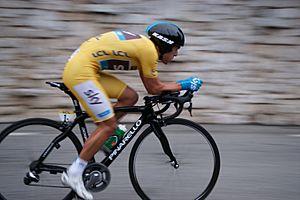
[63,70,135,157]
[63,70,118,199]
[99,71,138,119]
[80,117,117,160]
[64,76,118,159]
[76,72,138,158]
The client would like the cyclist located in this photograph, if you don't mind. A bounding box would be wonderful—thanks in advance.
[61,22,203,199]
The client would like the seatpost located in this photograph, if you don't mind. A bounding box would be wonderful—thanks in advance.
[65,91,90,143]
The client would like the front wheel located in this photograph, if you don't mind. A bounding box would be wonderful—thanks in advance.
[129,118,220,200]
[0,118,82,200]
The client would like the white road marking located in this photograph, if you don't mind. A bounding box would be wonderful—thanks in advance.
[287,134,300,137]
[10,132,40,136]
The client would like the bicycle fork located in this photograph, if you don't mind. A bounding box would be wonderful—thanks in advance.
[151,121,179,169]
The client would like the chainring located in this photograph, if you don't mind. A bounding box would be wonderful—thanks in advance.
[83,163,111,192]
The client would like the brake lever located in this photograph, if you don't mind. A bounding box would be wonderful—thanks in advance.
[174,102,178,109]
[187,101,193,117]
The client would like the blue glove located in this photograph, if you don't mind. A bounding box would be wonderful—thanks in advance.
[177,77,203,91]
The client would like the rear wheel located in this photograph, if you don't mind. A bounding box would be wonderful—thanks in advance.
[129,118,220,200]
[0,118,82,200]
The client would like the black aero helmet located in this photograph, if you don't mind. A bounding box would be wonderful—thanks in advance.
[146,22,185,57]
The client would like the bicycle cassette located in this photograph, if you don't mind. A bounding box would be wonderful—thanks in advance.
[83,163,111,192]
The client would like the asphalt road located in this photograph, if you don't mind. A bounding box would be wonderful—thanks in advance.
[0,123,299,200]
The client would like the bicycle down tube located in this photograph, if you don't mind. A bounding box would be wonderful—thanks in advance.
[101,104,151,166]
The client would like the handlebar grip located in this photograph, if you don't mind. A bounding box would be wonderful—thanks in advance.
[161,90,193,104]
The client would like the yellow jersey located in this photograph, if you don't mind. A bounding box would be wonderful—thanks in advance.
[63,31,159,122]
[68,31,159,78]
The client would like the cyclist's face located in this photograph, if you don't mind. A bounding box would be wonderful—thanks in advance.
[162,46,179,64]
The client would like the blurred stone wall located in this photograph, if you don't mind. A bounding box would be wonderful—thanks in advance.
[0,0,299,125]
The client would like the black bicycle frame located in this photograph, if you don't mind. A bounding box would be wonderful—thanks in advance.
[31,92,177,174]
[102,104,177,167]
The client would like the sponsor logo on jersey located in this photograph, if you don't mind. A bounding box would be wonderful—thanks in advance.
[83,89,103,105]
[97,109,111,118]
[92,50,130,58]
[92,50,110,57]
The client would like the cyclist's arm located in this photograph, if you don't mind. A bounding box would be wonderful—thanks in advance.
[138,44,181,94]
[139,73,181,95]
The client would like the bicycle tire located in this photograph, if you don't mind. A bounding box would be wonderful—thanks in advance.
[0,118,82,200]
[129,118,220,200]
